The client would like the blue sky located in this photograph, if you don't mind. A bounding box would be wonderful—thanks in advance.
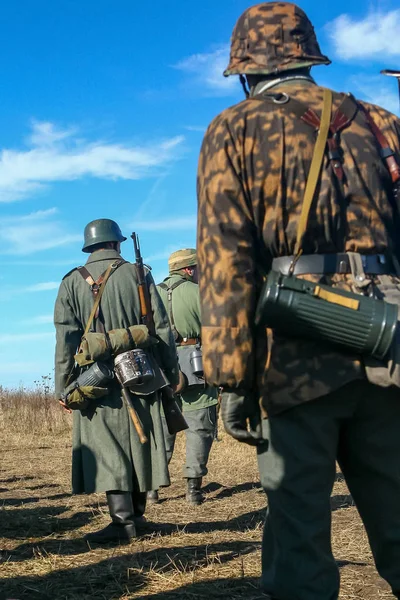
[1,0,400,389]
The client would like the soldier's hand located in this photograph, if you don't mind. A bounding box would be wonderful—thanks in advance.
[220,390,265,446]
[59,399,72,414]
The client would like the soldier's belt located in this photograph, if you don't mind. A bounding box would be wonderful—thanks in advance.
[177,338,198,346]
[255,270,398,360]
[272,253,394,276]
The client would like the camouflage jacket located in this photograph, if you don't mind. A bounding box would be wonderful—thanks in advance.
[197,80,400,415]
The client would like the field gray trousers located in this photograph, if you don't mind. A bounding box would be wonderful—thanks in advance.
[162,405,217,479]
[257,379,400,600]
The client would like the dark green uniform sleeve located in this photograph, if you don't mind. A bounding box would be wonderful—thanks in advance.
[148,272,180,386]
[54,280,83,398]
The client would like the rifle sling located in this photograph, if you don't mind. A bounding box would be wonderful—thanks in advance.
[294,89,333,257]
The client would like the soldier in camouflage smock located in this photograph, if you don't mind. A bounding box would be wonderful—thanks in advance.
[148,249,218,505]
[54,219,179,543]
[197,3,400,598]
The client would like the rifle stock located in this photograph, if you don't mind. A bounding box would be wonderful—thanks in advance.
[131,232,188,435]
[121,386,148,444]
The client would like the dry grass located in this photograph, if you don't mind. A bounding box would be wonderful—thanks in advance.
[0,390,395,599]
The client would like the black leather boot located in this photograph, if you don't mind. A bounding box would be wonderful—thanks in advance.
[132,490,147,529]
[186,477,204,505]
[146,490,159,503]
[84,491,137,544]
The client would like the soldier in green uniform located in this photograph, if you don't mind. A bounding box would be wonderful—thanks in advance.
[148,249,218,505]
[54,218,179,543]
[197,2,400,599]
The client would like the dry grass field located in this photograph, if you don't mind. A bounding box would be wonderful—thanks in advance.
[0,387,396,599]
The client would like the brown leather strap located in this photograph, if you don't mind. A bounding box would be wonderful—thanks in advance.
[330,94,358,133]
[77,266,95,287]
[268,92,358,183]
[301,93,358,182]
[176,338,199,346]
[327,94,359,181]
[82,259,125,336]
[358,104,400,186]
[77,266,113,297]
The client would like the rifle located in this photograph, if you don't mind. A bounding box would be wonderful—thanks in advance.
[121,387,148,444]
[131,232,188,435]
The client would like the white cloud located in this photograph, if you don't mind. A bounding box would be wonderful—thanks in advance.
[174,45,238,96]
[131,215,197,232]
[0,121,185,202]
[27,121,77,147]
[0,208,81,255]
[26,282,60,292]
[0,280,59,301]
[327,10,400,60]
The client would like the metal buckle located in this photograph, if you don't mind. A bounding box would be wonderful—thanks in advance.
[272,93,290,105]
[288,252,302,276]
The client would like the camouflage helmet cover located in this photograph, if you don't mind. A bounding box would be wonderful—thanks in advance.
[82,218,127,253]
[168,248,197,273]
[224,2,331,77]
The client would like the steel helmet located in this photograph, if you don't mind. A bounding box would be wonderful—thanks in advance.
[224,2,331,78]
[82,218,127,253]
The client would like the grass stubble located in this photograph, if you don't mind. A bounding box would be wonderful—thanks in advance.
[0,387,395,599]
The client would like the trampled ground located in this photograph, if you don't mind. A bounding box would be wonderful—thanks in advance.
[0,391,395,599]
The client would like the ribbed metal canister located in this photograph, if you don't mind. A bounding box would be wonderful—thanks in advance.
[256,271,398,359]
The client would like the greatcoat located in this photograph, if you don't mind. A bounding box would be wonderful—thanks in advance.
[54,248,179,494]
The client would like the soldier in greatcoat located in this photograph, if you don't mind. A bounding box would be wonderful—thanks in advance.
[54,218,179,543]
[197,2,400,598]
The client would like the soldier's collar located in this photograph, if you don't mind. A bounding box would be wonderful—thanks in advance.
[86,249,123,264]
[252,74,316,97]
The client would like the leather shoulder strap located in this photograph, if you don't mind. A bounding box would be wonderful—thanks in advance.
[77,259,126,297]
[358,103,400,186]
[83,259,125,336]
[77,266,95,287]
[262,91,358,183]
[158,278,186,341]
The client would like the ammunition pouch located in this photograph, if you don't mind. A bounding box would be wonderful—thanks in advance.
[255,270,398,360]
[63,385,109,410]
[75,325,157,367]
